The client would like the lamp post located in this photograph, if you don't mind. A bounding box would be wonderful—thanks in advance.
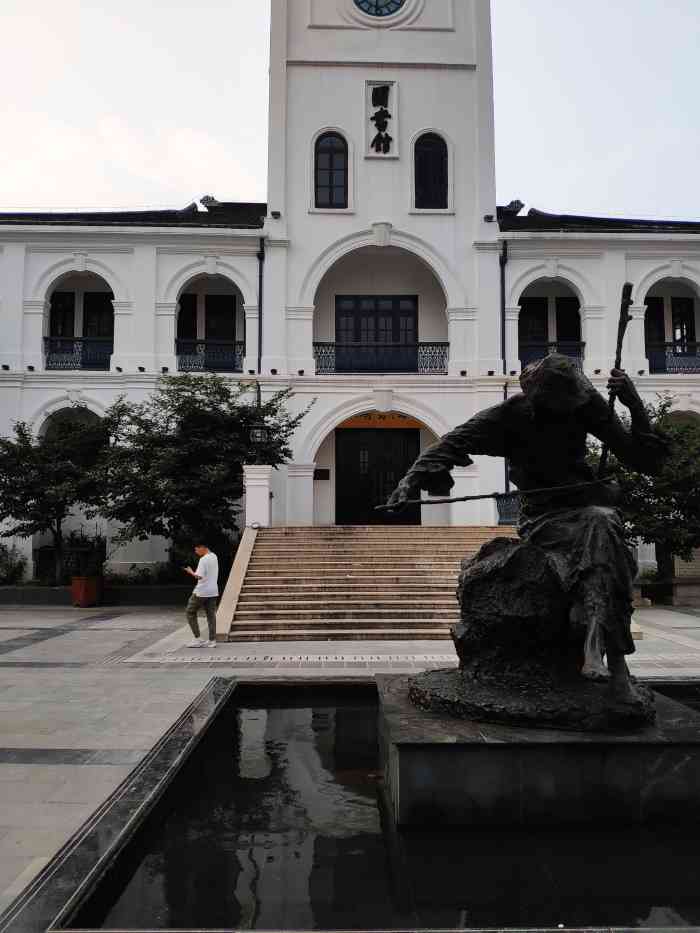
[250,420,270,465]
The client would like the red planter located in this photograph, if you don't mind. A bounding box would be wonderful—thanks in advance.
[71,576,103,608]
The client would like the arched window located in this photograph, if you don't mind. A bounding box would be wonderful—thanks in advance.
[45,274,114,371]
[414,133,448,210]
[315,133,348,209]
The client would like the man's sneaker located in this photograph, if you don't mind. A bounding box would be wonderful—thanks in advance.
[204,640,217,648]
[187,638,206,648]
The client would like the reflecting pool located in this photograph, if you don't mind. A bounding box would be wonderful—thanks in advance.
[70,684,700,930]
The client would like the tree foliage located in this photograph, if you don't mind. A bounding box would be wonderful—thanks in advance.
[596,396,700,571]
[98,375,309,565]
[0,407,109,583]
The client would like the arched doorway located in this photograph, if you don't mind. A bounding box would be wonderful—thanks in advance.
[518,279,583,369]
[175,274,245,372]
[313,411,445,526]
[644,278,700,374]
[44,273,114,371]
[312,246,449,375]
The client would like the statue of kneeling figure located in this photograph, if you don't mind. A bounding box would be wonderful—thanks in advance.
[386,355,669,731]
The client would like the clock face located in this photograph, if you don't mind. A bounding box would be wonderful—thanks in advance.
[353,0,407,17]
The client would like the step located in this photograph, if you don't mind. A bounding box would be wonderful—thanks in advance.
[258,528,508,535]
[239,585,456,595]
[230,618,451,631]
[237,595,457,605]
[244,571,457,590]
[248,552,469,570]
[233,609,459,621]
[227,629,452,642]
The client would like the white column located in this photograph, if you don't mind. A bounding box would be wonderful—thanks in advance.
[22,299,45,371]
[475,243,502,375]
[243,304,259,375]
[623,304,650,376]
[1,244,25,370]
[505,305,520,373]
[243,465,273,527]
[261,242,288,375]
[286,307,316,376]
[110,300,136,372]
[286,463,316,526]
[449,465,482,526]
[447,307,476,376]
[155,301,178,373]
[581,306,607,377]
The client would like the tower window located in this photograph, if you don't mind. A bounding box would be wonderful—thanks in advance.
[315,133,348,209]
[414,133,448,210]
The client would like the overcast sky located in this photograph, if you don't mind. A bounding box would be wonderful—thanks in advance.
[1,1,699,219]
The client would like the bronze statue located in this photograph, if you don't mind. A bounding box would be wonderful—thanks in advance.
[386,355,668,730]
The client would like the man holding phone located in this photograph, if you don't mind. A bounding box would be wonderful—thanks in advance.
[183,541,219,648]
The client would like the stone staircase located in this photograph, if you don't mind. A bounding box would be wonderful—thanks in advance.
[222,525,517,642]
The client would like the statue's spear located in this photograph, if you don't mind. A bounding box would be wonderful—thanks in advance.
[597,282,634,478]
[376,282,635,513]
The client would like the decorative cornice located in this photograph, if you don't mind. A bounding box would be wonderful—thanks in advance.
[286,306,315,321]
[22,298,46,314]
[447,307,477,322]
[287,463,316,477]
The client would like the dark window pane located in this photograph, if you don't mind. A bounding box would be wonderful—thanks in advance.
[49,291,75,338]
[83,292,114,338]
[519,297,548,343]
[315,132,348,209]
[177,293,197,339]
[672,296,696,344]
[555,296,581,342]
[205,294,236,340]
[414,133,448,210]
[644,297,665,346]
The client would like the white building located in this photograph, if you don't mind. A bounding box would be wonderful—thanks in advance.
[1,0,700,574]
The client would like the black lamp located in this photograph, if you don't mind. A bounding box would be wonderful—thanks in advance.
[250,421,270,445]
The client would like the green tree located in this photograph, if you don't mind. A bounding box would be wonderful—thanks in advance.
[0,407,109,584]
[598,396,700,578]
[99,374,309,573]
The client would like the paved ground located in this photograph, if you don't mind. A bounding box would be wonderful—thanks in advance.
[0,602,700,914]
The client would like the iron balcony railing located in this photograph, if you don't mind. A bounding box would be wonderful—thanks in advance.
[646,342,700,374]
[519,341,585,371]
[313,341,449,375]
[497,495,521,526]
[44,336,113,371]
[176,339,244,373]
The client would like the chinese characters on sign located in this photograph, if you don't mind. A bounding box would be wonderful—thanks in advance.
[370,85,393,154]
[367,82,397,157]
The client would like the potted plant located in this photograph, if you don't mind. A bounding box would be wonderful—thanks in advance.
[68,530,106,607]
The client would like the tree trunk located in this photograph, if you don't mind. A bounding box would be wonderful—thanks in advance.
[53,523,64,586]
[655,541,675,581]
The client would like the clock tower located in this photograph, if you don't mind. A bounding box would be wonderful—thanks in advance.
[261,0,501,380]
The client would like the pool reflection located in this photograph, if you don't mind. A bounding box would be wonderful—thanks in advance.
[71,686,700,930]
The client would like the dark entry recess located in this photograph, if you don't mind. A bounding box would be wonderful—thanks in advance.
[335,428,421,525]
[335,295,419,373]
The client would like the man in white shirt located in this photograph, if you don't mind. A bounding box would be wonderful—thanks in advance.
[184,541,219,648]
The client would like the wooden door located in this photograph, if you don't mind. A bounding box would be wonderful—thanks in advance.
[335,428,421,525]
